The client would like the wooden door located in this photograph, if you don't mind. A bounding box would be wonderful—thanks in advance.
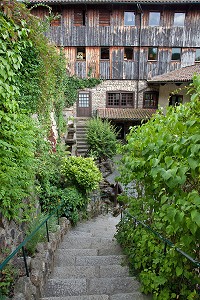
[77,92,92,117]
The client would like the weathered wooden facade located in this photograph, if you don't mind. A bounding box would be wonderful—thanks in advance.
[28,0,200,135]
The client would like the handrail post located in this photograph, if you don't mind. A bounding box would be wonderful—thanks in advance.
[22,246,29,277]
[45,220,50,242]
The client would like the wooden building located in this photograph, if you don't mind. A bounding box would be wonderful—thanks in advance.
[28,0,200,137]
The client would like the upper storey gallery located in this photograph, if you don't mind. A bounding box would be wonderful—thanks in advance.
[29,0,200,47]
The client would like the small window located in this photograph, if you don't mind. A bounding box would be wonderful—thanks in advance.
[148,48,158,60]
[76,47,86,60]
[124,12,135,26]
[107,92,134,107]
[51,6,61,26]
[195,49,200,62]
[171,48,181,61]
[149,12,160,26]
[74,10,86,26]
[99,11,110,26]
[169,94,183,106]
[78,92,90,107]
[174,12,185,26]
[101,47,109,60]
[143,92,158,108]
[124,48,134,60]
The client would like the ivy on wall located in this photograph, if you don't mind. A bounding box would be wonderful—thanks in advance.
[0,0,102,221]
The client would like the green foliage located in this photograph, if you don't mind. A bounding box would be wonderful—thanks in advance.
[0,264,18,298]
[41,187,88,225]
[62,156,102,194]
[86,117,118,161]
[0,1,69,220]
[116,78,200,299]
[25,213,58,256]
[64,76,101,108]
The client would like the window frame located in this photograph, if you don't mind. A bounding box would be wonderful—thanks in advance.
[149,12,160,26]
[74,10,86,26]
[78,92,90,108]
[171,48,181,61]
[195,49,200,62]
[100,47,110,60]
[173,12,185,27]
[76,47,86,60]
[148,47,158,61]
[143,92,158,109]
[106,91,134,108]
[169,94,183,106]
[124,11,135,26]
[99,10,110,26]
[124,47,134,60]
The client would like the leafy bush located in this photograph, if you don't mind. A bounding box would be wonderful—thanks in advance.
[0,264,18,298]
[116,77,200,299]
[41,187,88,225]
[86,117,118,161]
[62,156,102,194]
[25,213,58,256]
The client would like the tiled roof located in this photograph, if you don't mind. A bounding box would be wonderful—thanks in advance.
[97,108,157,121]
[26,0,200,4]
[148,64,200,83]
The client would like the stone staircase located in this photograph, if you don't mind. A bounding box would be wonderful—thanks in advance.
[40,214,151,300]
[76,118,89,156]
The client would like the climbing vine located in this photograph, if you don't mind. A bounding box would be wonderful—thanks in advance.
[115,75,200,299]
[64,76,102,108]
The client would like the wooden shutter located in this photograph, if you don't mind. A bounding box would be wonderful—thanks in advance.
[74,10,84,26]
[99,11,110,26]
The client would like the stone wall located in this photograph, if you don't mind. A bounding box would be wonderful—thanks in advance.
[68,79,159,117]
[12,217,70,300]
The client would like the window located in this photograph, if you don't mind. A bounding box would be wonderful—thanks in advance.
[143,92,158,108]
[74,10,85,26]
[124,48,134,60]
[195,49,200,62]
[169,94,183,106]
[124,12,135,26]
[171,48,181,60]
[76,47,86,60]
[101,47,109,60]
[149,12,160,26]
[50,6,61,26]
[78,92,90,107]
[99,11,110,26]
[174,12,185,26]
[107,92,134,107]
[148,48,158,60]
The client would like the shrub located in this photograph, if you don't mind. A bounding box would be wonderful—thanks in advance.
[41,187,88,225]
[62,156,102,194]
[115,77,200,299]
[86,117,118,161]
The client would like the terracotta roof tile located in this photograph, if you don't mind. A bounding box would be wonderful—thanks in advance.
[26,0,200,4]
[97,108,156,120]
[148,64,200,83]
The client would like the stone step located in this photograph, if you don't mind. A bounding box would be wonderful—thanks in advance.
[55,254,126,267]
[60,238,119,250]
[41,296,109,300]
[51,264,130,279]
[43,277,139,297]
[41,294,150,300]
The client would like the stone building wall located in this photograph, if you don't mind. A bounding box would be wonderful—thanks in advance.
[68,79,159,118]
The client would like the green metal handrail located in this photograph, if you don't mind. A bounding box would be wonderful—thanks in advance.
[122,210,200,268]
[0,203,63,277]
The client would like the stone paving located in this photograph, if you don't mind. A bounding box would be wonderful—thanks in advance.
[40,214,152,300]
